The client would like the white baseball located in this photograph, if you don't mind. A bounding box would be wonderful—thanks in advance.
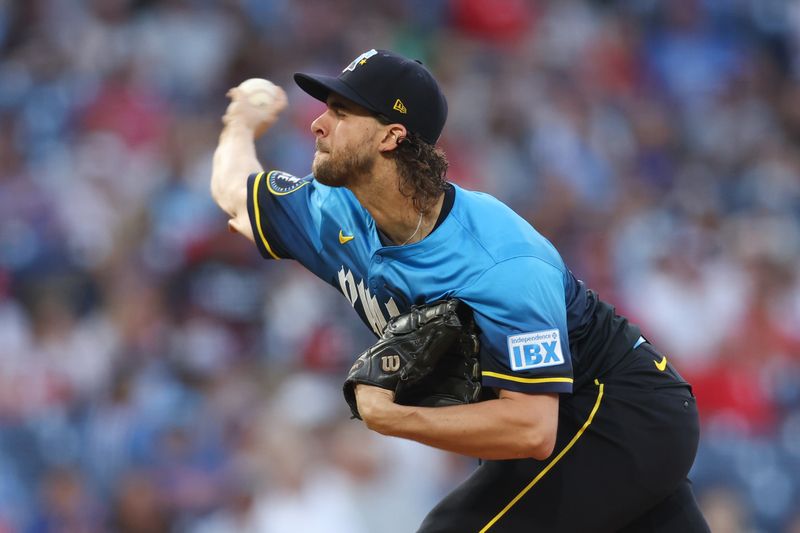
[238,78,279,107]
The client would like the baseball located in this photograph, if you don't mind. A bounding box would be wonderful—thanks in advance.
[237,78,280,107]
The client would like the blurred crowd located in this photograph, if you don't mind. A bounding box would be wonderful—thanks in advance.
[0,0,799,531]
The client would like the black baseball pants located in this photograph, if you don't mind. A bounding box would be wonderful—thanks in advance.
[417,342,710,532]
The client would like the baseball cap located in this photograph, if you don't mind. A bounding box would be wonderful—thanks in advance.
[294,49,448,144]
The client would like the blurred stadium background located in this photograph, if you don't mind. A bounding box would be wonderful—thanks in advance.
[1,0,799,531]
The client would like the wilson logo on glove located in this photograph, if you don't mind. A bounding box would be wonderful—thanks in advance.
[381,355,401,372]
[342,299,482,419]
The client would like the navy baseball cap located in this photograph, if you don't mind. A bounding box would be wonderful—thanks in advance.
[294,49,448,144]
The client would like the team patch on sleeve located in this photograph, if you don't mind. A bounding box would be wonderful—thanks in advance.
[267,170,312,195]
[507,329,564,371]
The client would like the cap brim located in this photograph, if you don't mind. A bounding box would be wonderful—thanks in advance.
[293,73,378,113]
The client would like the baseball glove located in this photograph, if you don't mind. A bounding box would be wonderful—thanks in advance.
[343,299,481,420]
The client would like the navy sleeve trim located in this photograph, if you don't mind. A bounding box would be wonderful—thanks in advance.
[246,171,291,260]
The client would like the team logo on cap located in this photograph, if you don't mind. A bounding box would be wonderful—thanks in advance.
[267,170,311,195]
[343,49,378,72]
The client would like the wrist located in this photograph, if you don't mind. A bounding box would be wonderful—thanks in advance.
[221,120,257,138]
[364,401,397,434]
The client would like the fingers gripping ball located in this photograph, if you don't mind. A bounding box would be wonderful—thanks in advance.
[238,78,282,108]
[342,299,482,420]
[224,78,287,137]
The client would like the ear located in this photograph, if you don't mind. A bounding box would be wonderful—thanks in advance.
[378,124,408,153]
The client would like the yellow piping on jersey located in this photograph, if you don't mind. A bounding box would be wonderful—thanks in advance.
[479,379,605,532]
[481,371,573,385]
[252,171,280,260]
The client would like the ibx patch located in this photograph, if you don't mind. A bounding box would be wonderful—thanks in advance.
[507,329,564,371]
[267,170,311,196]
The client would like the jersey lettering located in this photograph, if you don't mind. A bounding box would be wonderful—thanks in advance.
[337,266,400,335]
[338,267,359,307]
[385,298,400,319]
[357,279,386,334]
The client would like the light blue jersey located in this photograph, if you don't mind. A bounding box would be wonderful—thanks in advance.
[247,170,577,394]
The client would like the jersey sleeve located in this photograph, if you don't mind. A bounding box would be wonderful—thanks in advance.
[246,170,335,277]
[458,256,574,395]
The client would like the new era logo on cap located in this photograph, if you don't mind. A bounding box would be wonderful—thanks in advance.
[294,49,448,144]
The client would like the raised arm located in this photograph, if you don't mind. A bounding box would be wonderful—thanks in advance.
[210,79,287,241]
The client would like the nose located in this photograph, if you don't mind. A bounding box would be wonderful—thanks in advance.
[310,111,328,139]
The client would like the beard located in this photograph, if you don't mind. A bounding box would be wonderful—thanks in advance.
[312,140,375,188]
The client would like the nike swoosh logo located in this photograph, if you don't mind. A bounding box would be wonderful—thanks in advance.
[654,356,667,372]
[338,230,355,244]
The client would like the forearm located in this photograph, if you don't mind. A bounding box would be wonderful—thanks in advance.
[210,123,262,220]
[361,392,558,460]
[210,80,286,238]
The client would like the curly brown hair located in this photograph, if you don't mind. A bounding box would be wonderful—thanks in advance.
[380,127,449,214]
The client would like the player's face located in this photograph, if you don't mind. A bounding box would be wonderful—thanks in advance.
[311,95,382,187]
